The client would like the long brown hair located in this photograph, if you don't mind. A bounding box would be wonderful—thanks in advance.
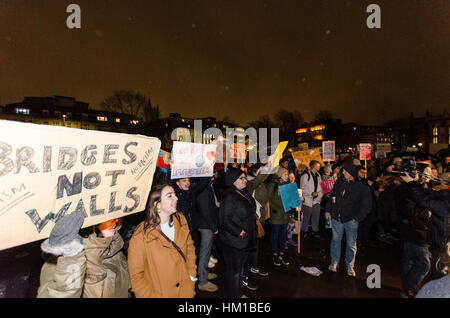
[143,183,180,233]
[436,242,450,275]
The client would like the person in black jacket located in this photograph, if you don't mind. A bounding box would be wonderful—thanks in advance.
[218,168,257,298]
[196,171,220,292]
[325,161,372,277]
[401,173,450,280]
[172,177,210,254]
[395,179,432,298]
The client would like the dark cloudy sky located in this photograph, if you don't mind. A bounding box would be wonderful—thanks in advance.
[0,0,448,126]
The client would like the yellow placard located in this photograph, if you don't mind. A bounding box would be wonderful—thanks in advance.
[292,148,324,171]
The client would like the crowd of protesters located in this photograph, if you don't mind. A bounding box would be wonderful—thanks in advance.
[30,149,450,298]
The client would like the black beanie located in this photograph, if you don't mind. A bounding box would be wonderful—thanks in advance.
[225,168,245,187]
[343,162,359,180]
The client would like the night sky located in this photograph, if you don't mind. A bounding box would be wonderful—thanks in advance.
[1,0,448,126]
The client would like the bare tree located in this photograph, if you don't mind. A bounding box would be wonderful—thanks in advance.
[274,109,304,146]
[314,110,334,123]
[100,90,149,120]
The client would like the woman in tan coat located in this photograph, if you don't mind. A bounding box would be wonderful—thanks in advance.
[127,183,197,298]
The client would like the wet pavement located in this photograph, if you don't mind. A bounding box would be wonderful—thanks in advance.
[197,229,407,298]
[0,228,419,298]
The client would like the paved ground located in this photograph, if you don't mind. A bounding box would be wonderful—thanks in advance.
[196,229,405,298]
[0,227,417,298]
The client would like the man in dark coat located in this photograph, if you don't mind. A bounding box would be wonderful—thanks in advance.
[325,161,372,277]
[395,180,432,298]
[402,173,450,279]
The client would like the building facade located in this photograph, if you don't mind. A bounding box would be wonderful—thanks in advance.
[1,96,141,134]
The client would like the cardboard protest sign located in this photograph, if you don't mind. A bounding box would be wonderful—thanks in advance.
[359,143,372,161]
[170,141,216,179]
[0,120,161,251]
[157,149,171,173]
[278,183,302,212]
[320,175,337,195]
[260,141,288,174]
[292,148,324,171]
[298,143,309,151]
[376,143,391,153]
[322,141,335,162]
[229,142,247,162]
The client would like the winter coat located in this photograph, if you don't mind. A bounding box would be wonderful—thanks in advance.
[196,182,219,232]
[218,186,257,250]
[82,231,131,298]
[266,177,291,225]
[247,173,269,223]
[172,178,210,231]
[395,183,431,245]
[37,230,130,298]
[377,189,397,225]
[37,252,86,298]
[325,177,373,223]
[300,170,323,207]
[127,213,196,298]
[408,181,450,254]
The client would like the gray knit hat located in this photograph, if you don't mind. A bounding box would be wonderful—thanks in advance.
[48,210,85,246]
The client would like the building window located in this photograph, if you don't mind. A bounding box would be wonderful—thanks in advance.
[115,118,121,123]
[66,112,72,118]
[54,111,61,117]
[15,108,30,115]
[82,113,89,119]
[433,126,438,144]
[130,120,139,125]
[97,116,108,122]
[42,109,50,116]
[81,123,90,130]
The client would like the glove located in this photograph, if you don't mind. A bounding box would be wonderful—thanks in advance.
[41,210,85,257]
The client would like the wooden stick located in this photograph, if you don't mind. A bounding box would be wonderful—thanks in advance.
[298,206,301,255]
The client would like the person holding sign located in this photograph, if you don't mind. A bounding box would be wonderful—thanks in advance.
[37,211,131,298]
[267,167,293,266]
[127,183,197,298]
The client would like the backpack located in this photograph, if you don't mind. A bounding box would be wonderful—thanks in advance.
[300,170,311,183]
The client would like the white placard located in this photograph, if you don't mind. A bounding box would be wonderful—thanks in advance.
[0,120,160,250]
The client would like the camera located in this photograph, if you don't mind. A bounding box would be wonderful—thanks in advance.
[392,156,417,178]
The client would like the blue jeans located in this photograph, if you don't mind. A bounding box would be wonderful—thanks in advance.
[271,223,288,255]
[198,229,215,285]
[330,218,359,270]
[402,240,430,292]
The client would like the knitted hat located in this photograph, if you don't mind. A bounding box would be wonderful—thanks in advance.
[48,210,84,247]
[97,218,118,231]
[343,161,359,180]
[225,167,246,187]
